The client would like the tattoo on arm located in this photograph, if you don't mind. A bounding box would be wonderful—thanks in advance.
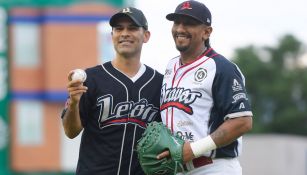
[210,119,250,147]
[211,129,227,147]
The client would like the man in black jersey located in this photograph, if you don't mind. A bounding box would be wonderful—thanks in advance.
[61,7,163,175]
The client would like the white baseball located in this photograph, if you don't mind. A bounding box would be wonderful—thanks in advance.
[71,69,87,82]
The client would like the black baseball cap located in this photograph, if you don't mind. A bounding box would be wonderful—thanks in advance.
[166,0,212,26]
[109,7,148,30]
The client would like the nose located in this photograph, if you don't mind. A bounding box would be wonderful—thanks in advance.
[119,28,130,38]
[174,22,186,33]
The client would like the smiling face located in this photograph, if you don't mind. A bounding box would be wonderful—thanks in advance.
[171,15,212,55]
[111,16,150,58]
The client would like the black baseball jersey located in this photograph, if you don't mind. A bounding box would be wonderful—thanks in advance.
[66,62,162,175]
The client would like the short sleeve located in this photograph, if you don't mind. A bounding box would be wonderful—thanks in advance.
[212,60,253,120]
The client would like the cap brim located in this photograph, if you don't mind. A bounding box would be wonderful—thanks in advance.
[109,13,142,27]
[166,13,179,21]
[166,13,203,24]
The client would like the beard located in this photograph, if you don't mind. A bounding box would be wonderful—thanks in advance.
[176,44,189,52]
[173,33,191,52]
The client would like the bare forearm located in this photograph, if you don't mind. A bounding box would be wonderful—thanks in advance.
[62,102,83,139]
[211,116,252,147]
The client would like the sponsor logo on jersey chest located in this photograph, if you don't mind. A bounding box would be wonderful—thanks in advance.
[177,120,193,127]
[177,131,194,141]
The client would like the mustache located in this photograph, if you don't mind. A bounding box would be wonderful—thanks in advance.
[174,32,192,38]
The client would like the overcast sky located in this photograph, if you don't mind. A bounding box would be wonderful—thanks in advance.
[135,0,307,72]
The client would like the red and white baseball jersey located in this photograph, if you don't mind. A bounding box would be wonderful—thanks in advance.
[160,48,253,158]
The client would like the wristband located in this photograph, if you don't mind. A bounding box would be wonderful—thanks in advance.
[190,135,217,158]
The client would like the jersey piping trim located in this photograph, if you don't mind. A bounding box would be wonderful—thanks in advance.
[113,64,146,82]
[117,123,127,175]
[168,51,217,132]
[139,69,155,100]
[224,111,253,120]
[128,125,137,175]
[234,64,246,85]
[104,118,146,127]
[171,108,174,133]
[101,64,129,101]
[175,56,213,87]
[173,63,177,78]
[177,48,213,70]
[102,63,129,174]
[171,48,214,87]
[166,108,169,127]
[130,64,146,82]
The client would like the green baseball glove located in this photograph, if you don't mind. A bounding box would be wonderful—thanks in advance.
[137,122,185,175]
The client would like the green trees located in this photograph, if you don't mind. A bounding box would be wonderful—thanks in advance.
[233,34,307,135]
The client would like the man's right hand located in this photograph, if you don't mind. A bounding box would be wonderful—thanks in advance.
[62,71,87,139]
[67,71,88,105]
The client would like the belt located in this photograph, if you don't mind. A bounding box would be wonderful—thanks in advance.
[183,156,213,171]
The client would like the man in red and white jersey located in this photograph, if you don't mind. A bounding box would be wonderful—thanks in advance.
[158,1,253,174]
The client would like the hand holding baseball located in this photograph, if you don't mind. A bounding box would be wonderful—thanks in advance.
[67,69,88,105]
[70,69,87,82]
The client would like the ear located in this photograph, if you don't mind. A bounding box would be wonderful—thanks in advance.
[202,26,213,41]
[143,30,151,43]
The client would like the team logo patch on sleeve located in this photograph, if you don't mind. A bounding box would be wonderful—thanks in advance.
[232,93,248,103]
[232,79,243,92]
[160,84,201,114]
